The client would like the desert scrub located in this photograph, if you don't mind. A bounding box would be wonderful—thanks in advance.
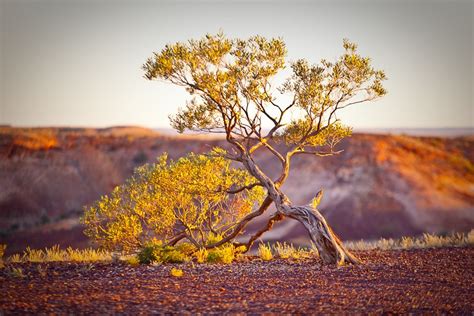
[258,243,273,261]
[206,244,236,264]
[344,229,474,251]
[194,248,208,263]
[82,150,264,252]
[272,242,314,260]
[273,242,295,259]
[6,245,112,263]
[138,243,191,264]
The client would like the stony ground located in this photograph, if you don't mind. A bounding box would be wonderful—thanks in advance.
[1,248,473,314]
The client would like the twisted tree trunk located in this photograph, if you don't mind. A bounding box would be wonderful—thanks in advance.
[282,204,359,265]
[242,155,360,265]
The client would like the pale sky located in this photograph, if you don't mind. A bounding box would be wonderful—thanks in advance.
[0,0,473,128]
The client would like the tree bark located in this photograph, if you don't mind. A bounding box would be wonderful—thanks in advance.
[242,154,360,265]
[282,204,360,265]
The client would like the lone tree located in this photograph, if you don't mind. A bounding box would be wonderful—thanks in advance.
[143,33,387,265]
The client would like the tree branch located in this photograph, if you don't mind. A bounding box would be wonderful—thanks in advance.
[235,212,284,251]
[205,195,273,249]
[225,182,262,194]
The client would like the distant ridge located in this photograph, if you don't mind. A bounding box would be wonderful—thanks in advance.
[354,127,473,137]
[155,127,474,137]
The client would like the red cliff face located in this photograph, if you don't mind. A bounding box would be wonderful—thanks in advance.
[1,127,473,252]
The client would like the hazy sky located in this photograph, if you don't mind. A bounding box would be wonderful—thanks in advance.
[0,0,473,128]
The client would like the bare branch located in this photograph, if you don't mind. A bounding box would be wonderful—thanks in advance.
[235,212,284,251]
[205,195,273,249]
[225,182,262,194]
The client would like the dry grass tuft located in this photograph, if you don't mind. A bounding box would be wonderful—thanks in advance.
[258,243,273,261]
[6,245,112,263]
[273,242,314,260]
[344,229,474,251]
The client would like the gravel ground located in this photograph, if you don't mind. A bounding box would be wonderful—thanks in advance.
[1,247,473,314]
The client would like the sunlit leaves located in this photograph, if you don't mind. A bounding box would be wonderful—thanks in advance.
[144,33,386,157]
[82,150,264,251]
[143,32,287,136]
[279,119,352,148]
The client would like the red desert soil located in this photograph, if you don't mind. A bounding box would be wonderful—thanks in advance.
[1,248,473,314]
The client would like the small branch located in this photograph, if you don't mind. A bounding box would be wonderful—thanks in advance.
[225,182,262,194]
[293,149,344,157]
[235,212,284,251]
[205,195,273,249]
[166,232,187,246]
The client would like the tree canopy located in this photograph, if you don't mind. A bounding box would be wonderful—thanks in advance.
[143,33,386,166]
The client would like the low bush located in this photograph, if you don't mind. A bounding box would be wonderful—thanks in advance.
[195,248,208,263]
[206,244,235,264]
[138,243,191,264]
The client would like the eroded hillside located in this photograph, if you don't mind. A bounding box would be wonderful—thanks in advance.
[0,126,472,252]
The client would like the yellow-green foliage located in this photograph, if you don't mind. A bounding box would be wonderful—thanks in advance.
[272,242,313,260]
[206,244,235,264]
[9,254,21,263]
[195,248,208,263]
[273,242,294,259]
[258,243,273,261]
[170,267,184,277]
[143,33,386,153]
[138,243,192,264]
[82,149,264,252]
[345,229,474,251]
[7,246,111,263]
[119,254,140,266]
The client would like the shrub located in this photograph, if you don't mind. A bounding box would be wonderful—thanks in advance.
[258,243,273,261]
[82,150,264,252]
[138,243,160,264]
[206,244,235,264]
[138,243,190,264]
[174,243,196,256]
[161,247,190,263]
